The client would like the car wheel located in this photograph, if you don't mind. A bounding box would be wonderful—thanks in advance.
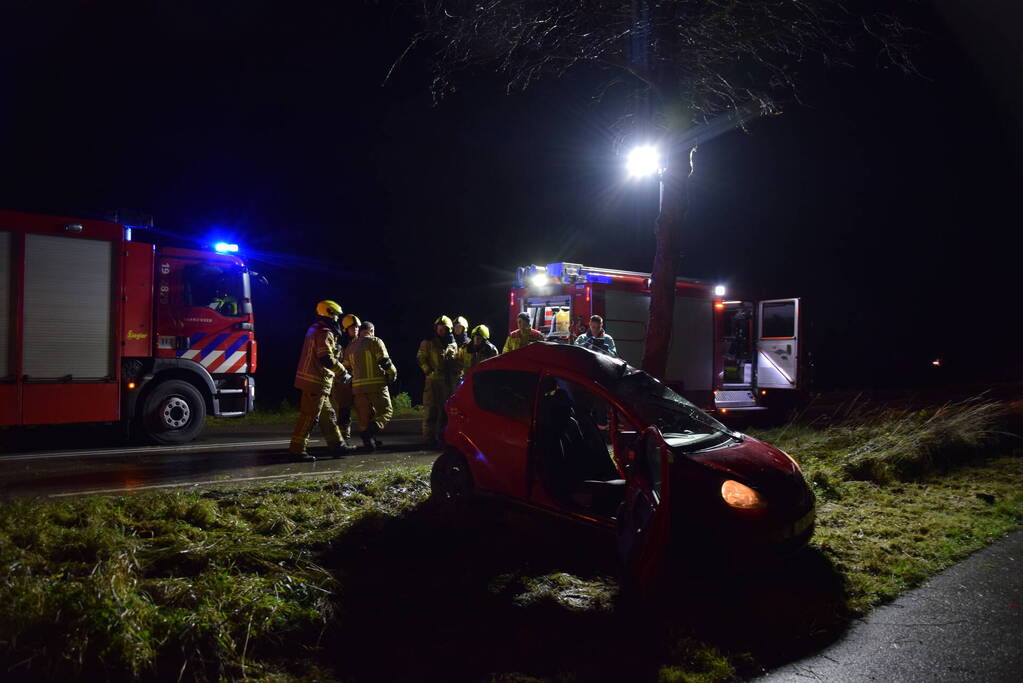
[140,379,207,444]
[430,449,474,503]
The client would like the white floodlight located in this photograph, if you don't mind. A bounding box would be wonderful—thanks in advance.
[626,145,662,178]
[530,273,549,288]
[714,285,726,297]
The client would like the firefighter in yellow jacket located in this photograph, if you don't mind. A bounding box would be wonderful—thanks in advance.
[343,320,396,452]
[331,313,361,440]
[503,312,544,353]
[417,315,460,446]
[289,300,352,459]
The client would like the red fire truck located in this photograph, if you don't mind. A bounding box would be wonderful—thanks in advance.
[510,262,802,414]
[0,210,256,443]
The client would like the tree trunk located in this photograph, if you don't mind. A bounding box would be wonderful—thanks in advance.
[641,147,693,379]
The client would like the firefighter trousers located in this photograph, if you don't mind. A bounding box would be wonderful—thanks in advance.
[289,388,344,454]
[421,377,452,442]
[331,380,354,440]
[355,386,393,433]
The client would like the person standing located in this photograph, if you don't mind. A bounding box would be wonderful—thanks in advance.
[574,314,618,357]
[289,300,352,459]
[417,315,460,447]
[344,321,396,452]
[331,313,361,441]
[503,312,543,353]
[452,316,471,349]
[460,324,499,371]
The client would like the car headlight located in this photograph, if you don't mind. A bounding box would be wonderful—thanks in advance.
[721,480,766,509]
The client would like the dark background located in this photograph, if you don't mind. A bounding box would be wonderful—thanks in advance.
[2,1,1020,406]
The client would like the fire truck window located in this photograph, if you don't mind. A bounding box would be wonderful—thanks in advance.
[761,301,795,338]
[183,264,245,317]
[472,370,539,424]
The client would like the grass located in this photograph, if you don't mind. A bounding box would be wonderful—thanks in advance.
[1,398,1021,681]
[207,391,423,426]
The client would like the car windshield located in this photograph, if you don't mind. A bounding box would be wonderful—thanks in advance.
[611,369,734,444]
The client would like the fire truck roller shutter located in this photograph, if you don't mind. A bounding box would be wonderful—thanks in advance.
[0,231,10,379]
[603,290,649,368]
[665,297,714,392]
[23,234,114,379]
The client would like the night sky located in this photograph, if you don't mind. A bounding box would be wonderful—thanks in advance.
[2,1,1021,405]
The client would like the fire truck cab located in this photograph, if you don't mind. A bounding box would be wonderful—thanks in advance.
[510,262,802,414]
[0,210,256,443]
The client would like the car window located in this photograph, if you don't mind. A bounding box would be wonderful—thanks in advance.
[472,370,539,424]
[611,369,731,443]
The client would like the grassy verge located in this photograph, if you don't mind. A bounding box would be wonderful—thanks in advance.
[207,391,423,426]
[1,400,1021,681]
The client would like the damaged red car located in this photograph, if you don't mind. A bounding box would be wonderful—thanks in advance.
[431,343,815,584]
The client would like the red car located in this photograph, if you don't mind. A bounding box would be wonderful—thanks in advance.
[432,343,815,585]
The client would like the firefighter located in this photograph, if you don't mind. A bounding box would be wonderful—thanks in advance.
[503,312,543,353]
[289,300,352,459]
[331,313,361,440]
[417,315,460,446]
[344,320,396,452]
[551,307,571,339]
[452,316,471,348]
[575,314,618,357]
[208,285,239,316]
[460,324,499,371]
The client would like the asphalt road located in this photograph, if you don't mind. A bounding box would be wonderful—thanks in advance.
[756,529,1023,682]
[0,418,440,499]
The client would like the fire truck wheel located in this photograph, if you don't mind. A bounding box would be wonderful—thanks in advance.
[141,380,207,444]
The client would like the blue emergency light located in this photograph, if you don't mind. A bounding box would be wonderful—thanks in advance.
[213,242,239,253]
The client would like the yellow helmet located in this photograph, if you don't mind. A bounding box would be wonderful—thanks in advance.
[434,315,453,329]
[454,316,469,330]
[341,313,361,330]
[316,300,342,318]
[471,324,490,340]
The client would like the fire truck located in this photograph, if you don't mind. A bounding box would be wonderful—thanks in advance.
[510,262,802,414]
[0,210,256,443]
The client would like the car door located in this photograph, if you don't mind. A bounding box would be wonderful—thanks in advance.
[617,426,672,591]
[452,368,539,499]
[756,297,800,390]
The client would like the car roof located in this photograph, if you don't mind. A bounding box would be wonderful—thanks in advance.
[480,342,630,387]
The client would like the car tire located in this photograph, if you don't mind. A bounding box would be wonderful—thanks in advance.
[139,379,207,445]
[430,449,474,504]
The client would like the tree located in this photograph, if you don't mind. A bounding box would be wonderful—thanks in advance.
[398,0,914,378]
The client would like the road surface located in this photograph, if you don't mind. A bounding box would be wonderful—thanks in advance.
[756,528,1023,682]
[0,419,440,499]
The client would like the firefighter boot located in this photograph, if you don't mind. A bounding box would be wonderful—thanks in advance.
[328,442,354,457]
[368,422,383,449]
[289,414,317,460]
[360,429,376,453]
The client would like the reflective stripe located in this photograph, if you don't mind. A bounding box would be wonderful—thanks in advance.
[226,356,248,373]
[199,333,231,360]
[181,349,200,360]
[353,377,385,387]
[212,350,245,373]
[177,333,206,358]
[201,351,223,368]
[222,333,250,360]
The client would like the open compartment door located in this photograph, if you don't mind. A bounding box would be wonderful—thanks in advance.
[756,298,800,390]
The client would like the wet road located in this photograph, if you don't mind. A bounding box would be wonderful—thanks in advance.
[0,419,441,499]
